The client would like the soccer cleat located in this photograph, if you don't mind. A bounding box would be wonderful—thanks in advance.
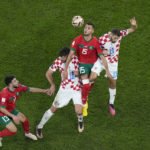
[25,133,37,140]
[108,103,116,116]
[83,101,88,117]
[78,122,84,133]
[0,137,2,147]
[36,127,43,139]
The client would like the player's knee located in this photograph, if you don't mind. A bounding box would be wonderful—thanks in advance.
[10,125,17,133]
[50,106,58,113]
[75,106,82,115]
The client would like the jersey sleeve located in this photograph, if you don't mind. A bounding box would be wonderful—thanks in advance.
[70,36,79,52]
[96,39,103,56]
[0,93,8,108]
[49,58,61,72]
[72,56,79,71]
[19,84,30,92]
[120,30,129,38]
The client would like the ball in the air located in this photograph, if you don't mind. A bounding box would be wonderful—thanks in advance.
[72,16,84,27]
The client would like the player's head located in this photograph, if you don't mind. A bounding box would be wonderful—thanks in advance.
[110,28,121,43]
[59,47,70,63]
[5,75,19,88]
[84,22,94,36]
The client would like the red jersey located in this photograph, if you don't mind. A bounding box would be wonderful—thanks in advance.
[70,35,103,64]
[0,84,29,116]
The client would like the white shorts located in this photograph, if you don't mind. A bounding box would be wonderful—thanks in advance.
[52,87,82,108]
[91,58,118,80]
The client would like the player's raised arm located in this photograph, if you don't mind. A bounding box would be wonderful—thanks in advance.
[127,17,137,33]
[64,50,75,78]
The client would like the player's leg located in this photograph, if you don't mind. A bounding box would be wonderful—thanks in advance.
[79,63,93,116]
[73,90,84,132]
[36,87,71,139]
[108,77,116,116]
[107,63,118,116]
[90,58,104,93]
[0,116,17,147]
[36,105,58,139]
[16,111,37,140]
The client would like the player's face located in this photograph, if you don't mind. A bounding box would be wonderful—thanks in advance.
[110,34,120,43]
[11,78,19,88]
[84,24,94,36]
[61,55,68,63]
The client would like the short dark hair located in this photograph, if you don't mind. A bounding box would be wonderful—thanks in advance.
[86,22,95,29]
[59,47,70,57]
[5,75,15,85]
[111,28,121,36]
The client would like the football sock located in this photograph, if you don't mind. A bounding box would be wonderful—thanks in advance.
[82,79,90,105]
[77,115,83,122]
[22,118,30,134]
[0,129,16,137]
[109,88,116,105]
[89,81,95,93]
[38,109,54,129]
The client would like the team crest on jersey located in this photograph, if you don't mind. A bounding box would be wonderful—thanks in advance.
[109,47,115,55]
[2,98,6,102]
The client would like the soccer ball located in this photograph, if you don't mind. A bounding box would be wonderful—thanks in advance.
[72,16,84,27]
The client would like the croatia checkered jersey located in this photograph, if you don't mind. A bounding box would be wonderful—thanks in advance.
[70,35,103,64]
[99,30,129,63]
[49,55,81,91]
[0,85,29,116]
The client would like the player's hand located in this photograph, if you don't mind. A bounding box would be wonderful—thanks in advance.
[130,17,137,26]
[106,70,113,79]
[48,84,55,96]
[12,115,20,125]
[103,49,109,55]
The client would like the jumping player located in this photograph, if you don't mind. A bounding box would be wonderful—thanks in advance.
[0,75,49,147]
[36,47,84,139]
[64,23,112,116]
[91,17,137,116]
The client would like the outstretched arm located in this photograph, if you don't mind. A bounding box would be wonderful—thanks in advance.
[29,87,47,93]
[127,17,138,33]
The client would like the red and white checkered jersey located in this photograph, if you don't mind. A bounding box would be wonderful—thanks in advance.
[49,55,81,91]
[99,30,128,63]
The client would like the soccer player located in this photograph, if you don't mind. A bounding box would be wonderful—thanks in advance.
[0,75,49,147]
[36,47,83,139]
[91,17,137,116]
[64,23,112,116]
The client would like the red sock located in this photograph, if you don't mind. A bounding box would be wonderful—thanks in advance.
[22,118,30,134]
[89,82,95,93]
[0,129,16,137]
[82,83,90,105]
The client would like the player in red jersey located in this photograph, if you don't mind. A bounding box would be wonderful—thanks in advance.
[91,18,137,116]
[64,23,112,116]
[0,75,48,147]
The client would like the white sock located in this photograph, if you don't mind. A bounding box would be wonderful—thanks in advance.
[109,88,116,105]
[38,109,54,129]
[77,115,83,122]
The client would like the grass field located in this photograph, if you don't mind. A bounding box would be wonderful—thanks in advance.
[0,0,150,150]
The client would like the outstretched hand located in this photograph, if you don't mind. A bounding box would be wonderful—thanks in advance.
[130,17,137,26]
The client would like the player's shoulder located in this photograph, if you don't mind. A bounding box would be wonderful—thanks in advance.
[73,34,83,41]
[53,57,62,66]
[99,33,110,44]
[71,55,79,61]
[0,87,9,98]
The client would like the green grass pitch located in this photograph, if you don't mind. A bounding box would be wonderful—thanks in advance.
[0,0,150,150]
